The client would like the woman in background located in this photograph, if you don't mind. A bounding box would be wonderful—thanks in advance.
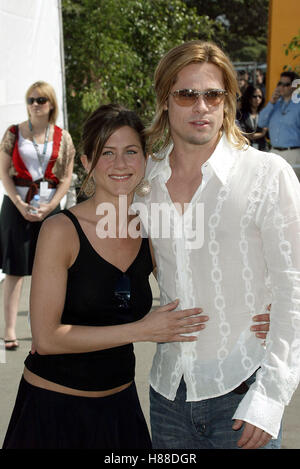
[238,84,268,151]
[0,81,75,350]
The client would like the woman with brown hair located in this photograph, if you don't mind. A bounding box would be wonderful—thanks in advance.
[2,103,207,449]
[0,81,75,350]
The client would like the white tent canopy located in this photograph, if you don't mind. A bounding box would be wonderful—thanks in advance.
[0,0,67,140]
[0,0,68,285]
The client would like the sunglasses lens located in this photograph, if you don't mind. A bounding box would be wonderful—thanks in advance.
[204,90,225,105]
[173,90,197,106]
[27,97,48,105]
[37,97,48,104]
[172,90,226,106]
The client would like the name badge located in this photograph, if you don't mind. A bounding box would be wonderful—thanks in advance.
[40,181,49,198]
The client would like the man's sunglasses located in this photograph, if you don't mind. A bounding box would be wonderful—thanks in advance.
[277,82,291,87]
[27,97,49,105]
[170,89,228,107]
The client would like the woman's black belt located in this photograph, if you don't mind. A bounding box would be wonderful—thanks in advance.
[272,146,300,151]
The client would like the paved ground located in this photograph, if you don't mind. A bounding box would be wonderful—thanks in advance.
[0,275,299,449]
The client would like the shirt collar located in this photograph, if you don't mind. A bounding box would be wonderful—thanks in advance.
[207,134,237,185]
[146,133,238,186]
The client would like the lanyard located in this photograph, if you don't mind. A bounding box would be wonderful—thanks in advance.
[28,120,50,178]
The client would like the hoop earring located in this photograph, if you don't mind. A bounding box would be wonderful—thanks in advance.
[135,178,151,197]
[83,176,95,197]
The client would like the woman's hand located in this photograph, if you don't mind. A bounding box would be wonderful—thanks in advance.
[137,299,208,343]
[15,198,42,222]
[251,128,268,141]
[36,202,55,220]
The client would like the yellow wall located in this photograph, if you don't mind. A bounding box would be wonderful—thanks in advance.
[266,0,300,100]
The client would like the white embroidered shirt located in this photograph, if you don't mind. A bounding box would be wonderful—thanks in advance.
[134,135,300,438]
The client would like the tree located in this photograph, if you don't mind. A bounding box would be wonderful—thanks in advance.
[62,0,218,168]
[284,31,300,74]
[184,0,269,62]
[62,0,269,179]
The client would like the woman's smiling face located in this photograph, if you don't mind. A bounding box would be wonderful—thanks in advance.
[85,125,146,201]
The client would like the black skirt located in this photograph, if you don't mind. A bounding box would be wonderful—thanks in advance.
[2,377,152,449]
[0,195,60,276]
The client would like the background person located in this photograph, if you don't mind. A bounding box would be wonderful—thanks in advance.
[237,84,268,151]
[0,81,75,350]
[237,70,249,95]
[258,71,300,178]
[255,69,266,97]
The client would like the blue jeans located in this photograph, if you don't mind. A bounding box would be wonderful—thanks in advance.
[150,375,282,449]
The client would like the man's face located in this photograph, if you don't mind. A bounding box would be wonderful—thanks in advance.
[256,70,263,84]
[166,62,226,151]
[278,75,293,99]
[238,78,247,90]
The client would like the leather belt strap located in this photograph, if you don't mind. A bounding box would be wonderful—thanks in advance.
[272,146,300,151]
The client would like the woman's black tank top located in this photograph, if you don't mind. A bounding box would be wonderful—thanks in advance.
[25,209,153,391]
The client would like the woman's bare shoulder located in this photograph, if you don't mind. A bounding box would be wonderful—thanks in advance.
[39,211,78,244]
[36,212,80,268]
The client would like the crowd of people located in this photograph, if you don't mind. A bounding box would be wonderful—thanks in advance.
[0,40,300,450]
[236,68,300,177]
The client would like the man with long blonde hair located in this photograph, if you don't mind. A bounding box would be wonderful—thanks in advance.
[135,41,300,449]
